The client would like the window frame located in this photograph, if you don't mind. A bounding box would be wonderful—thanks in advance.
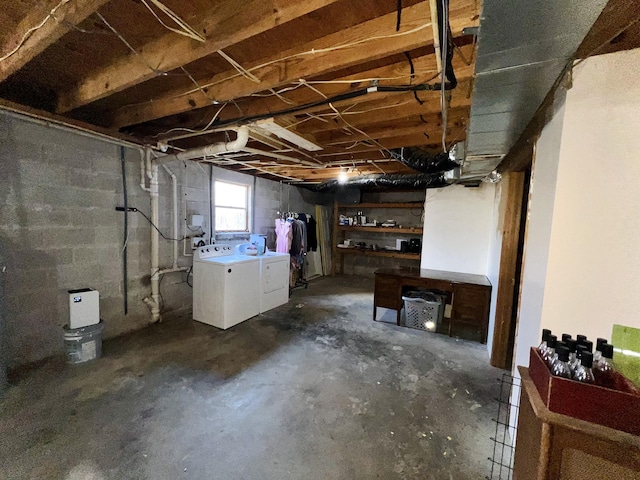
[213,180,251,233]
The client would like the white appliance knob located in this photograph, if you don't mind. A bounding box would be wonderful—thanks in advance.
[214,246,219,251]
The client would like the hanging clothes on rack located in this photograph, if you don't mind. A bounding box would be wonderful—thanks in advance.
[289,217,305,267]
[307,215,317,252]
[275,218,292,254]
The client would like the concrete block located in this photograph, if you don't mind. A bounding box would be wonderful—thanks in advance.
[56,263,99,289]
[19,159,69,186]
[24,205,69,228]
[6,268,57,294]
[0,115,11,140]
[70,169,119,191]
[73,245,119,265]
[46,227,97,248]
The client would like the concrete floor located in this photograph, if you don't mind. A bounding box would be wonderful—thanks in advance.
[0,276,503,479]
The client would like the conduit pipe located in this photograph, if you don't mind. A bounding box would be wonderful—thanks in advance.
[143,159,162,323]
[161,164,179,269]
[429,0,443,74]
[139,149,151,192]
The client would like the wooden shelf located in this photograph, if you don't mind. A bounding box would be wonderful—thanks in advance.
[332,199,423,275]
[335,247,420,260]
[337,202,424,209]
[337,225,423,234]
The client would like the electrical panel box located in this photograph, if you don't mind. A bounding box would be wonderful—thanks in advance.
[68,288,100,329]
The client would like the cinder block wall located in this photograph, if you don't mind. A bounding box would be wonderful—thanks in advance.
[0,112,318,368]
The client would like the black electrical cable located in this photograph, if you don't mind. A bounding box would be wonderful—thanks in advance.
[184,82,454,133]
[435,0,457,90]
[186,266,193,287]
[135,209,186,241]
[403,51,415,80]
[396,0,402,31]
[120,146,128,315]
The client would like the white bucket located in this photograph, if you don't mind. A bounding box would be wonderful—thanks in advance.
[63,321,104,364]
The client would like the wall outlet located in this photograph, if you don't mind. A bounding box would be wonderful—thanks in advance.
[192,236,205,249]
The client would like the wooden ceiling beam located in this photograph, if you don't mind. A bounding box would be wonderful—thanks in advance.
[313,126,467,155]
[56,0,342,113]
[295,82,472,135]
[0,0,111,82]
[320,124,436,146]
[146,43,476,137]
[111,0,478,128]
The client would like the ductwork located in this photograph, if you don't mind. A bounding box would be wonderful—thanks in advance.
[311,173,450,192]
[390,147,460,174]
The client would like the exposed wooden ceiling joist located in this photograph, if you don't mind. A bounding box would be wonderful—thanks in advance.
[0,0,111,82]
[110,0,478,128]
[56,0,343,113]
[139,42,476,139]
[0,0,489,184]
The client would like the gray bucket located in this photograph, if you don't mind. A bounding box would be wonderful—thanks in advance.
[63,321,104,364]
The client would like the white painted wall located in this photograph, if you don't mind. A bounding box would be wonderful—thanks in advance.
[420,183,496,275]
[513,48,640,373]
[539,49,640,340]
[512,99,566,372]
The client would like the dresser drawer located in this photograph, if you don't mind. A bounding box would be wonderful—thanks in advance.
[374,274,401,309]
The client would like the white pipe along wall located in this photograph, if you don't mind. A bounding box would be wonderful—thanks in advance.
[142,126,250,323]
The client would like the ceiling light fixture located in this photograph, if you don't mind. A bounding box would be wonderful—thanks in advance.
[337,168,349,184]
[253,118,323,151]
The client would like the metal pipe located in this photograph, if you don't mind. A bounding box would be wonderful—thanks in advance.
[161,164,179,269]
[429,0,443,74]
[120,146,129,315]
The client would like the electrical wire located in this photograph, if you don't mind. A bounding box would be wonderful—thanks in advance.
[152,101,228,137]
[135,208,186,241]
[187,21,435,94]
[217,49,261,83]
[141,0,205,42]
[96,12,168,77]
[0,0,71,62]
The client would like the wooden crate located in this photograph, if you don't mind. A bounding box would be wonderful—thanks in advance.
[528,347,640,436]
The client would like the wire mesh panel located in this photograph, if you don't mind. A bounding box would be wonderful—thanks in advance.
[487,373,521,480]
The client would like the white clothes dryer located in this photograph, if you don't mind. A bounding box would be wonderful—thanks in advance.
[235,244,290,313]
[192,244,260,329]
[259,251,290,313]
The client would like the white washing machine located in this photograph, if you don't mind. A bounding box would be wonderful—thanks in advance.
[192,244,260,329]
[235,244,290,313]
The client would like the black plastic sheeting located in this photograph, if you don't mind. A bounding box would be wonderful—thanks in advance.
[310,173,449,192]
[390,147,459,174]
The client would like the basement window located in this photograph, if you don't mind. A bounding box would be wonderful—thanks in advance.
[214,180,250,232]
